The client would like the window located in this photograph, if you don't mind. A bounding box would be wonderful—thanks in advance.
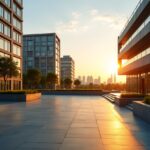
[48,36,54,42]
[1,0,11,7]
[13,44,21,56]
[28,40,34,46]
[13,31,22,43]
[0,21,11,37]
[0,6,4,18]
[0,6,10,23]
[41,36,47,42]
[0,37,10,52]
[15,0,22,5]
[13,17,22,30]
[13,3,22,18]
[4,9,10,22]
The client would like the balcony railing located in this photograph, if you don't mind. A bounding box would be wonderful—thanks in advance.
[119,15,150,52]
[122,47,150,67]
[119,0,144,37]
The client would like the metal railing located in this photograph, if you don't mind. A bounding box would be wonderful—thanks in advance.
[119,0,144,37]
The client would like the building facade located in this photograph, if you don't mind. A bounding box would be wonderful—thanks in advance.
[23,33,61,86]
[61,55,75,84]
[0,0,23,90]
[118,0,150,94]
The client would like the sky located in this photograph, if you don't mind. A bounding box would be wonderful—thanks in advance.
[23,0,139,82]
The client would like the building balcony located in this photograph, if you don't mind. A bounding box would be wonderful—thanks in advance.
[118,21,150,59]
[118,0,150,44]
[119,54,150,75]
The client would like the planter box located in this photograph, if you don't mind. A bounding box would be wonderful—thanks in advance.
[41,90,107,96]
[133,101,150,123]
[0,93,41,102]
[115,97,143,107]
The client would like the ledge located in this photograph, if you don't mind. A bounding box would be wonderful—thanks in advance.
[115,97,143,107]
[133,101,150,123]
[0,93,41,102]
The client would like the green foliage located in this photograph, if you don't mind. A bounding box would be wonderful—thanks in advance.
[40,75,47,88]
[27,69,41,89]
[74,79,81,88]
[64,78,72,89]
[47,73,58,89]
[0,90,39,94]
[144,96,150,105]
[121,93,145,98]
[23,74,28,89]
[0,57,19,90]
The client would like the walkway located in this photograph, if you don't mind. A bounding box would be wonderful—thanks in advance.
[0,96,150,150]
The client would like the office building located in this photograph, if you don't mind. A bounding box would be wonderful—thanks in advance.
[23,33,61,86]
[61,55,75,84]
[118,0,150,94]
[0,0,23,90]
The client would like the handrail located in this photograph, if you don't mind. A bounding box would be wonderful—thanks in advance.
[119,0,144,37]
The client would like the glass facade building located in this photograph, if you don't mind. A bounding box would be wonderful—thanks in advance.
[0,0,23,90]
[118,0,150,94]
[23,33,61,86]
[61,55,75,87]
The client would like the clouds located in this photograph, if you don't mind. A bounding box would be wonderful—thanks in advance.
[56,12,88,33]
[56,9,127,34]
[90,9,127,30]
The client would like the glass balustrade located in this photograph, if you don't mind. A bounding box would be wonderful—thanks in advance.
[122,47,150,67]
[120,15,150,52]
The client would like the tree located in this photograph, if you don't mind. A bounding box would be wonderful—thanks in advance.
[74,79,81,88]
[27,69,41,89]
[47,73,58,89]
[40,75,47,89]
[64,78,72,89]
[0,57,19,90]
[23,74,28,89]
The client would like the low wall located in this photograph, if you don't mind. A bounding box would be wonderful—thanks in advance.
[115,97,143,107]
[133,101,150,123]
[0,93,41,102]
[41,90,108,96]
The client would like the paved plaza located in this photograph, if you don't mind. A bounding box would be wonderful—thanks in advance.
[0,96,150,150]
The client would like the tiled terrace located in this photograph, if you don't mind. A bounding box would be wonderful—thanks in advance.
[0,96,150,150]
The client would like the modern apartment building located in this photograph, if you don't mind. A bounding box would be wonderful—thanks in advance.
[118,0,150,94]
[23,33,61,86]
[61,55,75,84]
[0,0,23,90]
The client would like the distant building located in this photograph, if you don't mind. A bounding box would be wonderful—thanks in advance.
[87,76,93,84]
[94,76,101,85]
[107,74,117,84]
[61,55,75,84]
[98,76,101,84]
[118,0,150,94]
[0,0,23,90]
[82,76,86,85]
[78,76,82,84]
[107,77,112,84]
[23,33,61,86]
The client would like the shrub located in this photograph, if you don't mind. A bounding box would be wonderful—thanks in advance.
[144,96,150,105]
[121,93,145,98]
[0,90,39,94]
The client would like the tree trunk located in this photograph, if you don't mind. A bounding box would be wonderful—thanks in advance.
[3,76,7,91]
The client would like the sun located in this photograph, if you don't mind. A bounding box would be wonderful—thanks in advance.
[108,61,118,74]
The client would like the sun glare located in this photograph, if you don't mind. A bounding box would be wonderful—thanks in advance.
[108,61,118,74]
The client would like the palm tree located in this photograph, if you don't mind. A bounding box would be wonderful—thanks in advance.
[47,73,58,89]
[0,57,19,90]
